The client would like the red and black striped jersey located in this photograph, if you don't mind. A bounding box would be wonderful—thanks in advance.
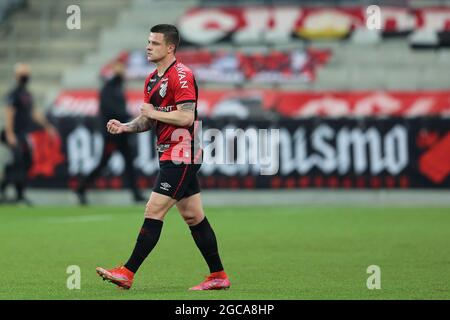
[143,60,200,163]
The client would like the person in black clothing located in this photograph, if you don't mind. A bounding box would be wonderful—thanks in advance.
[0,63,57,205]
[75,61,145,205]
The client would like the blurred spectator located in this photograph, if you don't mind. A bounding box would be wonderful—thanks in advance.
[0,63,57,205]
[75,61,145,205]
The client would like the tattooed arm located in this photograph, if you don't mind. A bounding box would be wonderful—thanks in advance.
[106,115,153,134]
[124,115,154,133]
[140,102,195,127]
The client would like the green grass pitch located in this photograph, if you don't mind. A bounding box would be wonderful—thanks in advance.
[0,204,449,299]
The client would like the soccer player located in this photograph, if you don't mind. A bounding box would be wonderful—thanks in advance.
[95,24,230,291]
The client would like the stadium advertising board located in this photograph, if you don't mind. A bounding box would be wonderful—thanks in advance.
[25,92,450,189]
[49,89,450,119]
[178,7,450,45]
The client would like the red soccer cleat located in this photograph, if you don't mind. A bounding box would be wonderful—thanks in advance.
[96,265,134,290]
[189,271,231,291]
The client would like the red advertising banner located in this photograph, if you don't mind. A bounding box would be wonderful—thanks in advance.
[51,89,450,119]
[178,7,450,45]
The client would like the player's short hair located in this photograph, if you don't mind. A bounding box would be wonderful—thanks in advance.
[150,24,180,53]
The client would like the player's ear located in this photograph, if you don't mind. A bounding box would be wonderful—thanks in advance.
[168,43,175,54]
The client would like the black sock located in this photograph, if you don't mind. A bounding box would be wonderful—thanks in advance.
[190,217,224,273]
[124,218,163,273]
[0,180,7,194]
[15,183,24,200]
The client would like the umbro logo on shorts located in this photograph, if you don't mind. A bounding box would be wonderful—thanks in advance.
[160,182,171,191]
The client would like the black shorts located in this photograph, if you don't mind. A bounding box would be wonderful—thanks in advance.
[153,161,201,201]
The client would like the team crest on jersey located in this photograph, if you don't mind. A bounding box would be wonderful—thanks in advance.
[159,81,168,97]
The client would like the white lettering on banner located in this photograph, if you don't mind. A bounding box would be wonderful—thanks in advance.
[312,125,336,173]
[295,128,315,174]
[179,7,450,45]
[50,90,449,118]
[53,96,98,117]
[67,127,127,175]
[420,10,450,32]
[232,8,269,44]
[385,126,409,175]
[336,128,383,175]
[62,123,408,179]
[405,98,434,117]
[296,94,403,118]
[297,97,349,118]
[279,129,296,175]
[179,9,238,45]
[338,126,408,175]
[380,7,415,32]
[354,94,401,116]
[266,8,302,43]
[277,124,409,176]
[240,8,301,43]
[67,127,103,175]
[108,153,125,175]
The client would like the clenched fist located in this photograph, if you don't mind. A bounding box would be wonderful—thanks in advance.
[107,119,128,134]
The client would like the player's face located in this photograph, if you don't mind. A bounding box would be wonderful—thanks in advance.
[146,32,174,63]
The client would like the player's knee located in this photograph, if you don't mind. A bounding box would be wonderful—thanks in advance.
[182,212,204,226]
[183,215,196,226]
[144,201,166,220]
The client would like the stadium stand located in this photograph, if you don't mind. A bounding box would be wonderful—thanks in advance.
[0,0,131,108]
[0,0,25,25]
[2,0,449,104]
[0,0,132,182]
[60,0,198,90]
[56,0,450,93]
